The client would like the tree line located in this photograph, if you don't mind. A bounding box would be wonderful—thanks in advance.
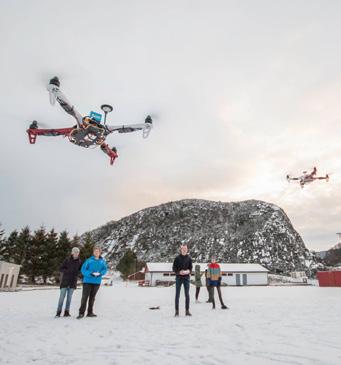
[0,224,96,284]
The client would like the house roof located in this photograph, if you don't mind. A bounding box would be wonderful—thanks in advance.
[145,262,269,273]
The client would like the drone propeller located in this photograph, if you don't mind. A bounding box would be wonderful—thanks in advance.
[29,120,50,129]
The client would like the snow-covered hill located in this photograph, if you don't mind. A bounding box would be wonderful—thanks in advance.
[82,199,320,275]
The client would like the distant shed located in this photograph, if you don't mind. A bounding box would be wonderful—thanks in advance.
[0,261,21,291]
[317,271,341,287]
[144,262,269,286]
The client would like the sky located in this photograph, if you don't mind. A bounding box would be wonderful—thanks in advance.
[1,0,341,251]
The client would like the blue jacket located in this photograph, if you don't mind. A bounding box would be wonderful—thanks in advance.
[81,256,107,284]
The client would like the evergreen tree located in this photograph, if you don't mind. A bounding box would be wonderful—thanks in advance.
[56,231,72,261]
[116,249,139,279]
[15,226,31,272]
[71,234,81,250]
[0,230,18,262]
[26,226,47,283]
[41,228,59,284]
[54,231,72,283]
[80,232,95,260]
[0,224,7,260]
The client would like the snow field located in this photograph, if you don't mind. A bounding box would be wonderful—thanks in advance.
[0,283,340,365]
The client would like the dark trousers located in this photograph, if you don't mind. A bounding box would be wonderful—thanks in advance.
[209,285,225,308]
[206,285,212,302]
[175,276,190,311]
[195,287,201,300]
[79,283,100,315]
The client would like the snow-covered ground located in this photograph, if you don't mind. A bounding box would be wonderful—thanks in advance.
[1,283,340,365]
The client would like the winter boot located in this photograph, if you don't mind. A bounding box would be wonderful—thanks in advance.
[49,76,60,87]
[55,310,61,318]
[87,313,97,317]
[221,304,228,310]
[174,310,179,317]
[64,310,71,317]
[77,314,84,319]
[185,310,192,316]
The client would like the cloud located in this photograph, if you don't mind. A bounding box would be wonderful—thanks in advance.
[1,0,341,251]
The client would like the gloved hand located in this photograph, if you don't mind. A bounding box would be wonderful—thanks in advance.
[180,269,190,275]
[91,272,100,277]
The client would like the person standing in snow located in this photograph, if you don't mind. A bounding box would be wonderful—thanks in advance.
[56,247,82,317]
[194,264,203,303]
[207,257,228,310]
[172,244,193,316]
[77,246,107,319]
[205,265,212,303]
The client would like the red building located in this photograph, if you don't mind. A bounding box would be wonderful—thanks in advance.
[317,271,341,287]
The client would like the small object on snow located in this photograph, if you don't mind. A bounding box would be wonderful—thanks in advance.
[149,306,160,310]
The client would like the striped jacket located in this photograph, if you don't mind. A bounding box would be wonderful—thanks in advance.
[207,263,222,286]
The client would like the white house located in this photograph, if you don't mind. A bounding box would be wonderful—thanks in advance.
[144,262,269,286]
[0,261,21,291]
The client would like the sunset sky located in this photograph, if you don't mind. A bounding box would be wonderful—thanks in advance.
[1,0,341,251]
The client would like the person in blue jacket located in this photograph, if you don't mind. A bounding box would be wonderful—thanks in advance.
[77,246,107,319]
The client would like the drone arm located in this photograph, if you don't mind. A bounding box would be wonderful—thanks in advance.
[106,122,152,138]
[47,84,83,127]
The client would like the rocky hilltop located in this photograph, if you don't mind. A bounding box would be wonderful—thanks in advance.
[82,199,319,275]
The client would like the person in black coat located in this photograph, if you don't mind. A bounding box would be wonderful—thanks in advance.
[172,244,193,317]
[55,247,82,317]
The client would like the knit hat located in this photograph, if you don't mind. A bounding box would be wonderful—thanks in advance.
[71,247,80,254]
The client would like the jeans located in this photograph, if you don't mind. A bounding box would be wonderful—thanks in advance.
[57,287,75,312]
[79,283,100,315]
[175,275,190,311]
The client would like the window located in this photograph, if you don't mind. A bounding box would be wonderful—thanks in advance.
[10,275,15,288]
[228,273,233,276]
[0,274,4,288]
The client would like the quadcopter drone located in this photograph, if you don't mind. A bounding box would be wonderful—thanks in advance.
[286,167,329,188]
[26,77,153,165]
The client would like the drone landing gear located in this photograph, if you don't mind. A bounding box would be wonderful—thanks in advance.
[100,143,118,165]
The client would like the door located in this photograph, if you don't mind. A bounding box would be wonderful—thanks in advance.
[242,274,247,285]
[236,273,241,286]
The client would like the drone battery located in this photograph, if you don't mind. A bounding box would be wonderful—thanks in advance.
[90,111,102,122]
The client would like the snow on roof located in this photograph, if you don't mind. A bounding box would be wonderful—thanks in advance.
[146,262,268,273]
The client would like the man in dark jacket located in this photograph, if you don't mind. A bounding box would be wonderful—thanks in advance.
[56,247,82,317]
[172,244,193,317]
